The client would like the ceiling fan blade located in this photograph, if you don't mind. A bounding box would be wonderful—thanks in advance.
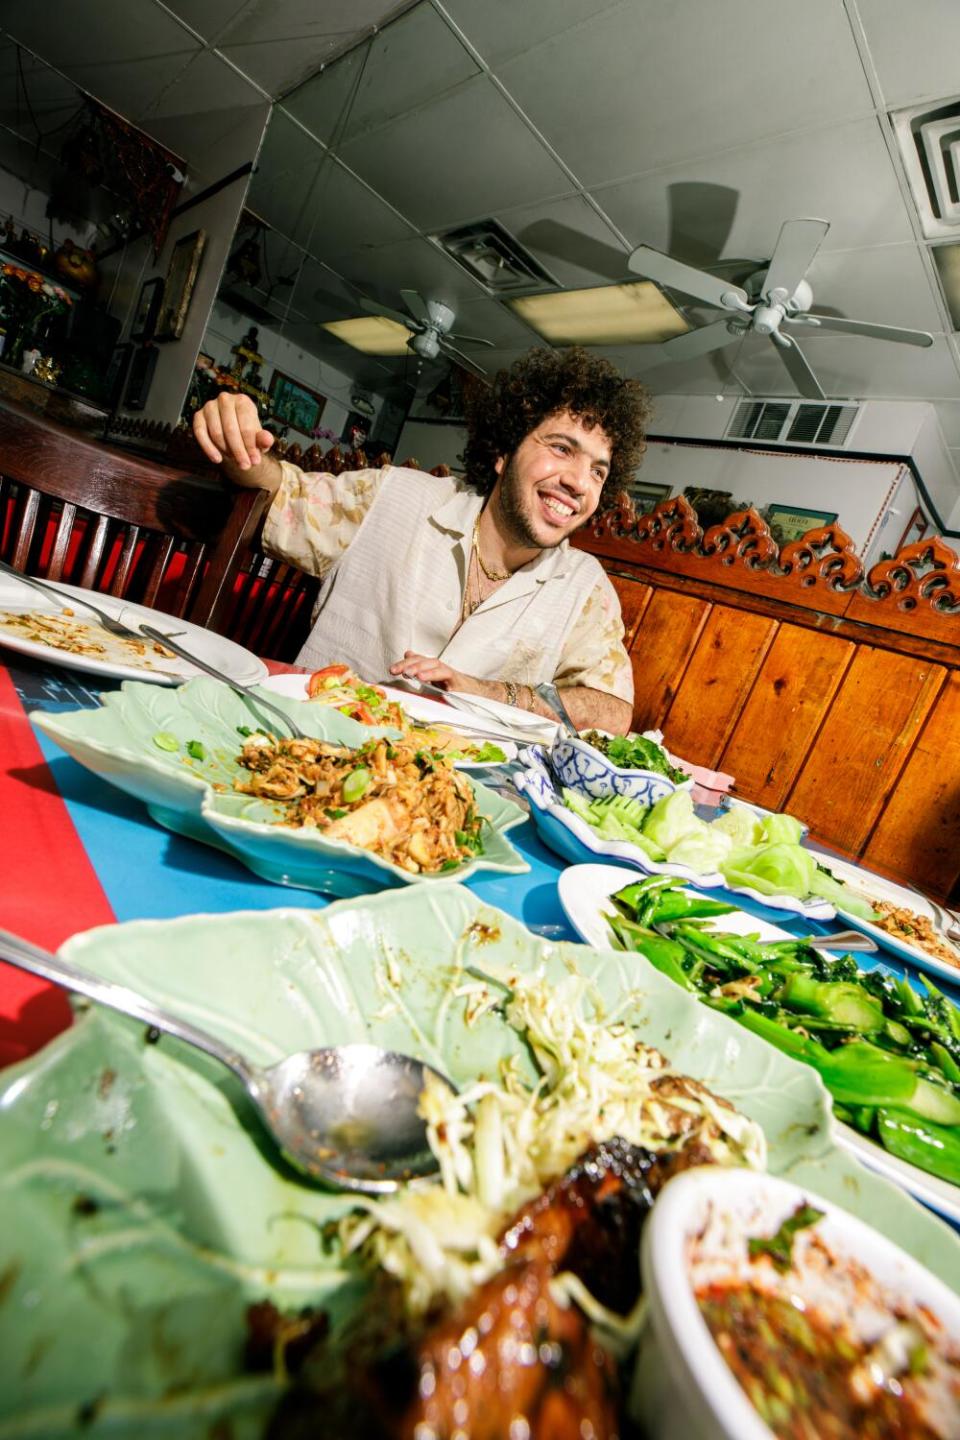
[785,313,934,348]
[359,294,420,331]
[400,288,431,325]
[762,218,829,303]
[447,330,496,347]
[438,338,487,376]
[771,332,826,400]
[636,317,740,367]
[628,245,750,311]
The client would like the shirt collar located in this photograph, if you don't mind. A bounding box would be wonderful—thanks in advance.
[428,484,572,580]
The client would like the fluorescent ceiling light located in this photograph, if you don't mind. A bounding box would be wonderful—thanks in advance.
[932,243,960,330]
[507,281,690,345]
[322,315,412,354]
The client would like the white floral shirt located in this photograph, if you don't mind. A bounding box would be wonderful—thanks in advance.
[262,460,633,703]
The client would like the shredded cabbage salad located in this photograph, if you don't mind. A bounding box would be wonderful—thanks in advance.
[338,965,766,1318]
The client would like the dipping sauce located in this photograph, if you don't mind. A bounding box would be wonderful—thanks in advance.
[697,1282,940,1440]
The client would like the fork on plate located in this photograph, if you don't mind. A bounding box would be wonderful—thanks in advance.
[0,560,182,644]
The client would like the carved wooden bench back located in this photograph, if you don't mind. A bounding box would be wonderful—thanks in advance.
[576,495,960,902]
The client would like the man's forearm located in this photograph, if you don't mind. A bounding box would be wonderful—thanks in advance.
[545,685,632,735]
[220,451,284,492]
[465,676,632,735]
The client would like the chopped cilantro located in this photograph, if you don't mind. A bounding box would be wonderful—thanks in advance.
[186,740,207,761]
[748,1203,824,1273]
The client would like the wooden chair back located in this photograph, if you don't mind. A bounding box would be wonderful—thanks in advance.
[0,399,267,628]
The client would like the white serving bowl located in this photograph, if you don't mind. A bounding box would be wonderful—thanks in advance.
[549,731,691,807]
[635,1166,960,1440]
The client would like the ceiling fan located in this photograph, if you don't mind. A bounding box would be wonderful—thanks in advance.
[359,289,495,374]
[627,218,934,399]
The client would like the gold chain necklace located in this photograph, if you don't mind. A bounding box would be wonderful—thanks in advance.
[473,513,511,582]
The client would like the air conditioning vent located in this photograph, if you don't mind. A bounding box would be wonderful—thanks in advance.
[727,399,859,447]
[433,219,556,292]
[892,97,960,239]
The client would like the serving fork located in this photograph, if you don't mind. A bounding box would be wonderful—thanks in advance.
[138,624,308,740]
[0,559,183,644]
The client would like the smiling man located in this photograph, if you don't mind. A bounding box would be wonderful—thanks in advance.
[193,348,650,733]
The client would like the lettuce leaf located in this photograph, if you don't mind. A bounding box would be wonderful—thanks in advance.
[642,789,705,852]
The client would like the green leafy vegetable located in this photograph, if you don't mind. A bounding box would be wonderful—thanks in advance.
[608,873,960,1188]
[748,1202,825,1272]
[581,730,687,783]
[186,740,207,761]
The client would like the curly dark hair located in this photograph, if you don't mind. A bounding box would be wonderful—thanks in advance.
[461,347,651,498]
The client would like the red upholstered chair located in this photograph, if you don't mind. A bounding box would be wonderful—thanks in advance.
[0,399,268,630]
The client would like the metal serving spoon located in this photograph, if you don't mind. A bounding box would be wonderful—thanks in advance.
[0,928,452,1193]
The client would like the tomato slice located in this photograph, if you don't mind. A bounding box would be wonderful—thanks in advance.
[306,663,351,697]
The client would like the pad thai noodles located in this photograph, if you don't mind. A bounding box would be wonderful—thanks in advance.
[234,734,484,872]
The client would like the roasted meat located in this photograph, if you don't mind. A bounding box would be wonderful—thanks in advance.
[266,1137,715,1440]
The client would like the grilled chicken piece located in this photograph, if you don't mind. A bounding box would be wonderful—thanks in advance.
[365,1258,620,1440]
[265,1138,717,1440]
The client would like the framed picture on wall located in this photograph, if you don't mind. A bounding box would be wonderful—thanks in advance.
[123,344,159,410]
[155,230,207,341]
[894,505,932,552]
[131,276,164,341]
[268,370,326,434]
[626,479,671,516]
[766,503,838,545]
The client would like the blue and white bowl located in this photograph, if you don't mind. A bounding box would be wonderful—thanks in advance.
[513,747,836,921]
[549,732,691,807]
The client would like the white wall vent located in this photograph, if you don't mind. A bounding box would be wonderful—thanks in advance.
[727,400,860,447]
[892,97,960,240]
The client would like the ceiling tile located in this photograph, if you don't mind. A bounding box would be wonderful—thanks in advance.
[453,296,544,349]
[327,234,489,312]
[284,4,478,145]
[142,47,264,118]
[732,332,960,401]
[217,0,406,98]
[139,49,269,174]
[339,74,573,230]
[440,0,626,68]
[156,0,249,44]
[494,194,634,289]
[2,2,201,123]
[148,97,269,180]
[245,110,326,244]
[857,0,960,110]
[619,343,747,396]
[496,0,875,188]
[295,162,415,260]
[0,40,81,131]
[592,117,916,265]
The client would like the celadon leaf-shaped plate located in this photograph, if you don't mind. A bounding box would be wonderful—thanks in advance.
[2,885,958,1436]
[32,677,528,896]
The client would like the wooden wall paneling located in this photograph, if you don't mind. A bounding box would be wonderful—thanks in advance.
[605,570,652,647]
[626,589,711,732]
[659,604,778,770]
[784,648,946,855]
[719,624,855,811]
[861,672,960,900]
